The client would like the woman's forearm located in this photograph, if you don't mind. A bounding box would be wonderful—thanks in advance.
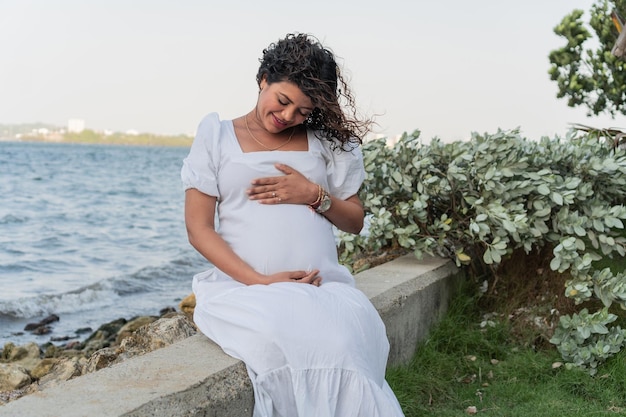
[185,189,265,285]
[319,194,364,234]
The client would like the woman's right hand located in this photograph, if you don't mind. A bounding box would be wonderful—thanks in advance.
[262,269,322,286]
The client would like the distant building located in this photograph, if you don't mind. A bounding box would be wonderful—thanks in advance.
[67,119,85,133]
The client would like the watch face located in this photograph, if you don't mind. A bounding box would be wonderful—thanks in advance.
[317,195,331,212]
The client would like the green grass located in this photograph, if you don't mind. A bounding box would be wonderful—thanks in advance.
[593,255,626,276]
[386,286,626,416]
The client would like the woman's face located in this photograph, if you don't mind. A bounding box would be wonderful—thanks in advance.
[256,78,314,133]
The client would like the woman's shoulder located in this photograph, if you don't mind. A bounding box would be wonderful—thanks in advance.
[195,112,236,141]
[312,131,362,160]
[197,112,229,129]
[308,131,364,197]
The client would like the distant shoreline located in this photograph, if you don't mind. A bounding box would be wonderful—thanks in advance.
[3,135,193,148]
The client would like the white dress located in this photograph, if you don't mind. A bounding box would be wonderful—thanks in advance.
[181,113,405,417]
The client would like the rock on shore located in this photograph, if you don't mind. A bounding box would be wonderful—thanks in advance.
[0,301,197,405]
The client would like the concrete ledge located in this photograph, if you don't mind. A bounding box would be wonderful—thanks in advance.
[0,255,462,417]
[357,254,463,366]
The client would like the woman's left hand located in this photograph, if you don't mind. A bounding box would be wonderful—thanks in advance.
[247,163,318,205]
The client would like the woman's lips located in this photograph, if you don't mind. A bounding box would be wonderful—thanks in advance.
[271,114,288,129]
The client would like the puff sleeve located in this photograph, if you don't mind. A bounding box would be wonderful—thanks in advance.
[319,139,366,200]
[180,113,222,198]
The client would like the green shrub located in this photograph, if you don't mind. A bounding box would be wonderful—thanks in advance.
[340,128,626,374]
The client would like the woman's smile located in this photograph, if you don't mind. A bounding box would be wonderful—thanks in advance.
[271,113,288,129]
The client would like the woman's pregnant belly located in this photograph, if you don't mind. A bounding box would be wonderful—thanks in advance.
[218,202,338,275]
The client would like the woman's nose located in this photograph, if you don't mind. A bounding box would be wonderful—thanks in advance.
[281,107,296,123]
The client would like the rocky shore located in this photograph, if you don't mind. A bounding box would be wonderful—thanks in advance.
[0,294,197,405]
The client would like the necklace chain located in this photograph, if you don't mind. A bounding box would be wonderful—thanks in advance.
[245,114,296,151]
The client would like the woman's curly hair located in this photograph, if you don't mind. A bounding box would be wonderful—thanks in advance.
[256,33,372,148]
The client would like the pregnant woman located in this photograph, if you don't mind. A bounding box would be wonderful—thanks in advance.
[181,33,405,417]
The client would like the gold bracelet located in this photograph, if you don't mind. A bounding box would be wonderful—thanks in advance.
[309,184,323,208]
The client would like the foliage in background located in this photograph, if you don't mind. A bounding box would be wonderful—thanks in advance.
[570,123,626,150]
[18,129,193,147]
[62,130,193,147]
[548,0,626,117]
[338,128,626,374]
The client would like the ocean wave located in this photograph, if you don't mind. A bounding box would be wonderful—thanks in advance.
[113,254,207,295]
[0,283,120,319]
[0,253,204,319]
[0,214,29,224]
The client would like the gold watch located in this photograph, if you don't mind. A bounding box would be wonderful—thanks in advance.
[315,188,332,213]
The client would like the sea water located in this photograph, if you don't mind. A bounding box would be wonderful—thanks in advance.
[0,141,209,346]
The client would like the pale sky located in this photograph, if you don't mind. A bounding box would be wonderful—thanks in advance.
[1,0,623,142]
